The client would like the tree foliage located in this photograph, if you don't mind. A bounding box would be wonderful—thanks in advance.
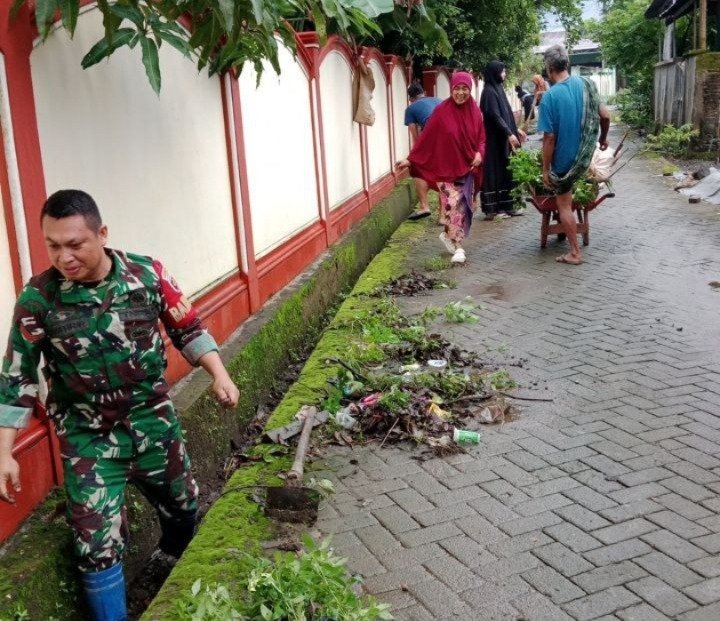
[586,0,667,127]
[371,0,582,76]
[13,0,404,93]
[586,0,662,80]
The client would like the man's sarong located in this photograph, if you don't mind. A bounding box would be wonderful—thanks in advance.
[550,77,601,195]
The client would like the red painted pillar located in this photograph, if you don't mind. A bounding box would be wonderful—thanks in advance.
[227,74,261,313]
[297,32,333,247]
[0,4,48,273]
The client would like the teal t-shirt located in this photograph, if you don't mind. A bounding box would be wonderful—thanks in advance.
[538,75,585,174]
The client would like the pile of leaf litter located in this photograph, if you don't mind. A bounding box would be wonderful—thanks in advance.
[372,271,448,297]
[315,294,518,457]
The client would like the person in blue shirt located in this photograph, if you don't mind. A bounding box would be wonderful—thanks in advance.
[538,45,610,265]
[404,83,442,220]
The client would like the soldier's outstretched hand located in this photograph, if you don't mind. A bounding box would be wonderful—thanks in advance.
[212,376,240,409]
[0,454,20,504]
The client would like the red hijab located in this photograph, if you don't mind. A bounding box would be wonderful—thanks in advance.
[408,71,485,189]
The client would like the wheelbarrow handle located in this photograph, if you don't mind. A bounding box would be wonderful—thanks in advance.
[287,406,317,481]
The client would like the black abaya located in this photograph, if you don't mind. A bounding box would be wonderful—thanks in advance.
[480,61,521,216]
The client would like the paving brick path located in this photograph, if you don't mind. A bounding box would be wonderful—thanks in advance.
[314,130,720,620]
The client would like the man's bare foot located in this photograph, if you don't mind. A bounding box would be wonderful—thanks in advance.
[555,253,583,265]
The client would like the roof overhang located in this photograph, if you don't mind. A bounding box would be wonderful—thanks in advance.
[646,0,717,23]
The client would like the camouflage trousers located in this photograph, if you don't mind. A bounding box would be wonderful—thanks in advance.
[62,401,199,572]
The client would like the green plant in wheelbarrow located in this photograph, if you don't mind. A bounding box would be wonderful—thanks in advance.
[508,149,603,208]
[507,148,617,248]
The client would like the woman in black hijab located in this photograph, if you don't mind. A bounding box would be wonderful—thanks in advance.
[480,60,526,219]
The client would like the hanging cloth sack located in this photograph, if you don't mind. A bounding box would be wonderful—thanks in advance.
[352,58,376,126]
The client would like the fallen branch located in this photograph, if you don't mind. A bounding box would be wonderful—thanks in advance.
[497,391,554,402]
[379,417,400,449]
[326,357,371,383]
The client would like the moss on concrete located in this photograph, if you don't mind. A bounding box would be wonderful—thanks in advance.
[143,199,423,621]
[0,181,416,621]
[265,222,424,431]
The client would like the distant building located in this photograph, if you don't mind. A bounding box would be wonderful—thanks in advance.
[645,0,720,149]
[534,31,617,102]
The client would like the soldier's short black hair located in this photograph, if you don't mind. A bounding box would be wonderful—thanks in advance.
[41,190,102,232]
[407,83,424,99]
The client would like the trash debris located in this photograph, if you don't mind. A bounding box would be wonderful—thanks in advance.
[265,410,330,444]
[335,407,358,430]
[428,403,451,420]
[709,281,720,289]
[679,168,720,204]
[477,402,507,424]
[316,297,519,455]
[693,165,713,180]
[688,195,702,204]
[427,359,448,372]
[453,428,481,444]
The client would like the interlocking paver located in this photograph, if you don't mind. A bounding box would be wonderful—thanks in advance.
[314,135,720,618]
[544,521,602,552]
[592,518,658,544]
[572,560,647,594]
[533,542,594,577]
[683,577,720,605]
[626,576,698,616]
[633,551,704,589]
[640,530,707,563]
[617,603,672,621]
[562,586,641,620]
[522,565,586,604]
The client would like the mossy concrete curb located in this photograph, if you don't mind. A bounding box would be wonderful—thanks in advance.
[0,181,416,621]
[143,195,425,621]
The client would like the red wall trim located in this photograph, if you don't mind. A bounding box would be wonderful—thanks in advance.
[317,34,357,66]
[0,105,22,293]
[256,221,326,304]
[228,75,261,313]
[0,4,48,273]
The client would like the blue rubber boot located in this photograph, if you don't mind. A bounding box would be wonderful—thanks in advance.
[81,563,128,621]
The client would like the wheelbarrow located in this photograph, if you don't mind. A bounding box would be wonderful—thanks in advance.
[526,191,614,248]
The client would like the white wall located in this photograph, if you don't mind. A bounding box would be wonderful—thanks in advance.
[30,8,236,297]
[366,59,391,183]
[392,67,409,159]
[239,46,320,258]
[436,72,451,100]
[319,51,363,209]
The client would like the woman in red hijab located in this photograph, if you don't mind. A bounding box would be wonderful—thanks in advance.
[398,71,485,264]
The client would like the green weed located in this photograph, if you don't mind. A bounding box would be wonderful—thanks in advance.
[443,300,479,323]
[175,538,392,621]
[646,124,699,158]
[422,256,452,272]
[487,369,518,391]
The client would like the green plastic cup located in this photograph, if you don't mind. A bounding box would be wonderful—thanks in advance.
[453,428,481,444]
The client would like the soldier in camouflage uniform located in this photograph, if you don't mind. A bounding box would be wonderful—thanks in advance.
[0,190,240,621]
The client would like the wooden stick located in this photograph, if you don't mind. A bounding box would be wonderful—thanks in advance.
[497,391,554,402]
[287,406,316,481]
[379,417,400,449]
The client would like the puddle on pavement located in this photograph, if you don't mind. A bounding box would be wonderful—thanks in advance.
[477,279,544,304]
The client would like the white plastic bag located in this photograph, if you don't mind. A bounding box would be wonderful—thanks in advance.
[588,144,614,182]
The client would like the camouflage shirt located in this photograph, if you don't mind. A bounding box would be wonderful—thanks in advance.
[0,250,217,455]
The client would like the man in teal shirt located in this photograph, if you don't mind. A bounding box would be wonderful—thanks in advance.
[538,45,610,265]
